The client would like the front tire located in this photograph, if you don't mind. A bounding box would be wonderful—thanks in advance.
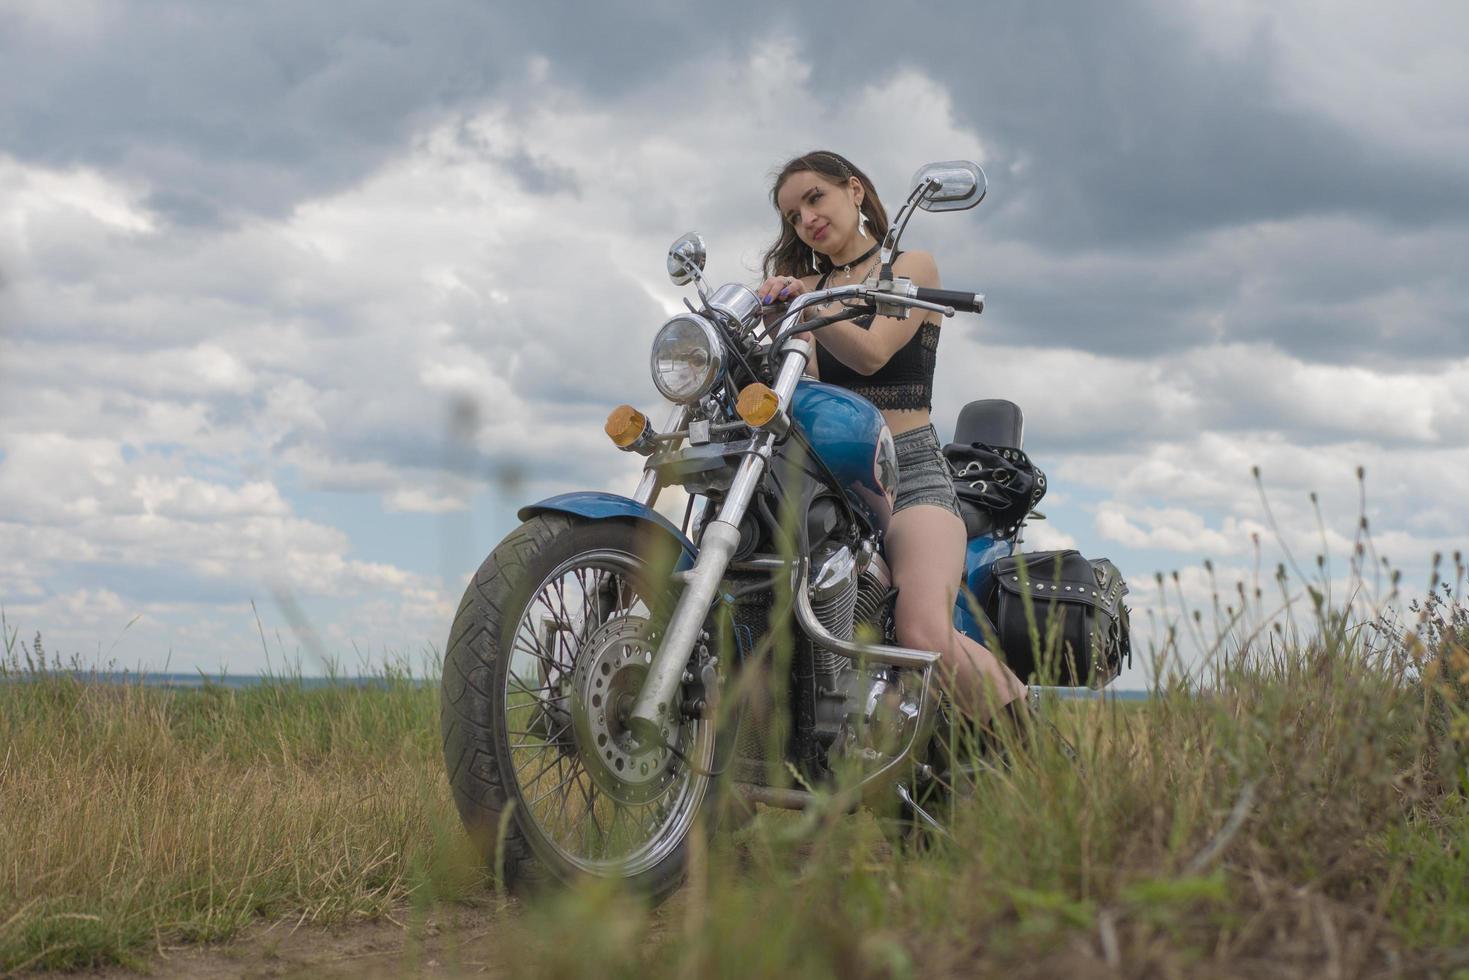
[440,514,719,902]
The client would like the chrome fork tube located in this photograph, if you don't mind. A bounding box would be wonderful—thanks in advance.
[632,405,689,508]
[626,341,810,747]
[632,470,660,507]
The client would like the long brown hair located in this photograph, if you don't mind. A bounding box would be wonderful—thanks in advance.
[761,151,889,279]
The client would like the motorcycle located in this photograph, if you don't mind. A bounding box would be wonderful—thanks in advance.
[440,160,1103,900]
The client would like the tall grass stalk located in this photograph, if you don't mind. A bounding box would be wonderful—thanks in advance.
[0,658,481,972]
[3,546,1468,974]
[498,546,1469,978]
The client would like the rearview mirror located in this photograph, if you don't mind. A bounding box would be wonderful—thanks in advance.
[912,161,987,212]
[666,232,707,286]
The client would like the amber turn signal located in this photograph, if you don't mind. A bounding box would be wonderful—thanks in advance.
[736,384,780,427]
[605,404,648,449]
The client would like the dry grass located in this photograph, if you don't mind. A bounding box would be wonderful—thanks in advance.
[0,666,480,972]
[2,575,1468,976]
[501,577,1469,979]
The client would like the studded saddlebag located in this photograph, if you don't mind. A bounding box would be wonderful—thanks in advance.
[985,550,1131,688]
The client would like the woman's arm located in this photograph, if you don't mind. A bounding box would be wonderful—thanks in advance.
[813,251,940,376]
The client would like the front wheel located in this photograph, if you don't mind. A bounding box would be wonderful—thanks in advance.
[440,514,719,901]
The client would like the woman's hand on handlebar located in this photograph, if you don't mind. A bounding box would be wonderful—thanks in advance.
[757,275,808,305]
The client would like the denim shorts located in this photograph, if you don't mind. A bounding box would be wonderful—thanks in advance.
[892,424,963,520]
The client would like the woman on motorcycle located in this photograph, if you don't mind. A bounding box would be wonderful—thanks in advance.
[756,150,1027,728]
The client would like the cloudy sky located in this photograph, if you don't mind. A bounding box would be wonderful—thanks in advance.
[1,1,1464,686]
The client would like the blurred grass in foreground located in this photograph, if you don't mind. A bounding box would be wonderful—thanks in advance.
[3,567,1468,976]
[0,649,480,973]
[512,577,1469,980]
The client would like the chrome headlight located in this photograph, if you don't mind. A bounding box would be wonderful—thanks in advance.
[650,313,724,403]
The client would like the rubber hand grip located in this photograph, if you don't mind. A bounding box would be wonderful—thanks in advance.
[912,287,984,314]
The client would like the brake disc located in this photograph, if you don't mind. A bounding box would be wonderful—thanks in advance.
[569,615,683,805]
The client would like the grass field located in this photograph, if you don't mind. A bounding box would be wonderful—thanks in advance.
[3,582,1468,977]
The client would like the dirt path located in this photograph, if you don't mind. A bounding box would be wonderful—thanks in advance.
[71,904,523,980]
[54,893,690,980]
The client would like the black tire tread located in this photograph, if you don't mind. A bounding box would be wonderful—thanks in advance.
[440,514,575,892]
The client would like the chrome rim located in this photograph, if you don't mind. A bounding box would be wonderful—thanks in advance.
[502,548,713,875]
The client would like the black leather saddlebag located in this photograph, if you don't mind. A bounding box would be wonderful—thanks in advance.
[984,550,1131,688]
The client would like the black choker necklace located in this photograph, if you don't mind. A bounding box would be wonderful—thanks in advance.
[830,241,881,276]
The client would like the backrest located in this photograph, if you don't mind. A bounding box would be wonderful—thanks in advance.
[952,399,1024,449]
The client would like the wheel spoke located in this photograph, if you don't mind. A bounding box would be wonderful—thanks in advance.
[531,753,571,828]
[637,800,660,837]
[555,748,583,815]
[505,726,562,739]
[553,574,575,631]
[571,770,604,853]
[514,740,567,786]
[527,762,581,809]
[572,566,594,619]
[533,590,571,640]
[507,674,560,710]
[603,801,626,857]
[508,737,565,749]
[513,614,564,677]
[551,576,583,665]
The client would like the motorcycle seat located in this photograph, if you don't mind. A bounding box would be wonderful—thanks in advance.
[952,399,1023,449]
[957,498,997,539]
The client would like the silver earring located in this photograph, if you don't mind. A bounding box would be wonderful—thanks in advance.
[857,208,869,239]
[811,251,820,272]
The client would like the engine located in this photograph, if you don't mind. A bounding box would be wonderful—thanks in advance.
[807,543,859,678]
[808,542,894,661]
[807,542,899,752]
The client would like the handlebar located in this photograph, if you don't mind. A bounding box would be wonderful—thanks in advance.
[911,286,984,315]
[767,280,983,350]
[759,278,985,410]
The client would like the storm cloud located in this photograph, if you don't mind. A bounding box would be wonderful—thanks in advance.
[1,0,1464,683]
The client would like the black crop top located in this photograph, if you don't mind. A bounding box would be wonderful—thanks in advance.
[811,261,940,411]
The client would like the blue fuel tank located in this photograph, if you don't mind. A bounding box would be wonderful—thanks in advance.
[789,380,896,534]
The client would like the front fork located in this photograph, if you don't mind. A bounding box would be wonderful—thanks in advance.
[624,340,812,747]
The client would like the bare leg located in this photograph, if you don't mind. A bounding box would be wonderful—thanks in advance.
[885,504,1026,721]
